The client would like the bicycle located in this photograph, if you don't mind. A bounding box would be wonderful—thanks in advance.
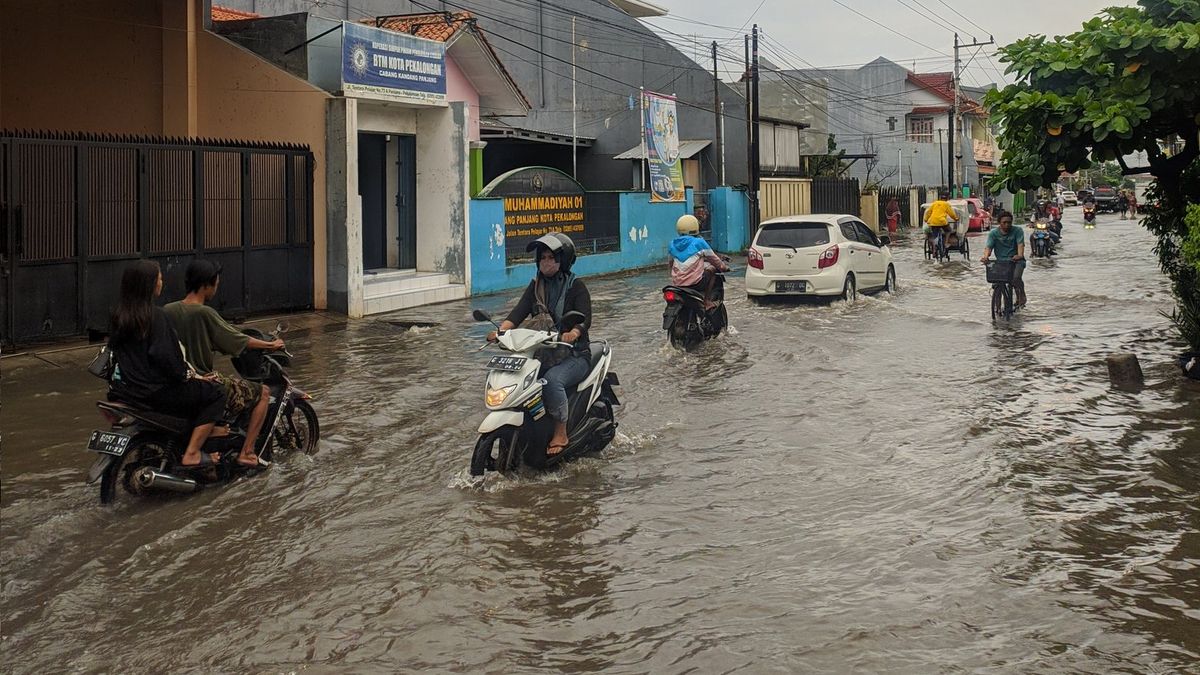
[984,259,1017,321]
[925,226,952,262]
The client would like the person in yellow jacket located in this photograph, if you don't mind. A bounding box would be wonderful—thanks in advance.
[924,190,960,257]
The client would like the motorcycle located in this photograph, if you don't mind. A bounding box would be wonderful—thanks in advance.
[85,323,319,504]
[1083,204,1096,228]
[662,267,730,350]
[1029,221,1056,257]
[469,309,620,476]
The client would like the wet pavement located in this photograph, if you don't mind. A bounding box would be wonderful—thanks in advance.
[2,210,1198,673]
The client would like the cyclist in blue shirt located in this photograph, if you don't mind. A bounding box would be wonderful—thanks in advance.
[980,211,1027,307]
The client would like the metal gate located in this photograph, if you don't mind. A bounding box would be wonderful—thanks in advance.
[811,176,861,216]
[0,131,314,346]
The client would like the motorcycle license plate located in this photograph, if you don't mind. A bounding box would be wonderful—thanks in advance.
[486,355,527,372]
[87,430,132,456]
[775,280,805,292]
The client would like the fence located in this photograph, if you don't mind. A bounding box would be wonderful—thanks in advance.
[811,176,861,216]
[1,131,314,346]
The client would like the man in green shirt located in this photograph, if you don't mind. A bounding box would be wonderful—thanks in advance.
[980,211,1027,307]
[164,260,283,468]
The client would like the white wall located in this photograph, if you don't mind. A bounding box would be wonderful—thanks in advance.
[415,102,470,283]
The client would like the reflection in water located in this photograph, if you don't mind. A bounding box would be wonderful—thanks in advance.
[2,213,1198,672]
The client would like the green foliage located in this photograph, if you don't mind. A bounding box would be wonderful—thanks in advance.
[1184,203,1200,274]
[808,133,849,178]
[984,0,1200,190]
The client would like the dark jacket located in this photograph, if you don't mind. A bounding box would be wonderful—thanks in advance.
[109,308,190,402]
[505,277,592,353]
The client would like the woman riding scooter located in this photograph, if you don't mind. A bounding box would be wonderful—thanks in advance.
[488,233,592,457]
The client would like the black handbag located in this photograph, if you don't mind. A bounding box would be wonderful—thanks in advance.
[87,344,115,380]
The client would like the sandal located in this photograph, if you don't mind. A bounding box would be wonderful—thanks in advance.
[178,451,220,470]
[546,442,568,457]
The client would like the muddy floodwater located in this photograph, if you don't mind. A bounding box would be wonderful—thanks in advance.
[3,211,1198,673]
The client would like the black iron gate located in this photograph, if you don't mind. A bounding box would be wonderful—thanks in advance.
[0,131,314,346]
[811,176,860,216]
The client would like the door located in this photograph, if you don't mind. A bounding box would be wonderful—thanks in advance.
[839,220,870,283]
[395,135,416,270]
[358,133,387,270]
[853,221,887,289]
[0,140,11,344]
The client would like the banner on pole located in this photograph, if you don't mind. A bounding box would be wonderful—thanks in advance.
[642,91,684,202]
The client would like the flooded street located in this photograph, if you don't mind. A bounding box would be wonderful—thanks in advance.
[3,211,1198,672]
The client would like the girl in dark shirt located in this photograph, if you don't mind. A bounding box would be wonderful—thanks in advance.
[488,234,592,456]
[108,260,227,468]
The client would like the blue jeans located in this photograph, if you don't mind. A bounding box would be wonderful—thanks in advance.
[542,353,590,423]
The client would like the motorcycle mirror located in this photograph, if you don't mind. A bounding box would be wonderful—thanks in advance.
[274,321,290,334]
[559,311,586,331]
[473,309,502,330]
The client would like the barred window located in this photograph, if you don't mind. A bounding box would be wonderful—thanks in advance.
[907,117,934,143]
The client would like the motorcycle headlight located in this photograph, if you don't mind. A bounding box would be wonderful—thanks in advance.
[486,384,517,407]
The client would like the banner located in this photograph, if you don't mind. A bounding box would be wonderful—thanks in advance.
[341,22,446,104]
[642,91,684,202]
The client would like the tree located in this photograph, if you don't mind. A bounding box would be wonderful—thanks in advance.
[985,0,1200,354]
[861,134,898,191]
[807,134,848,178]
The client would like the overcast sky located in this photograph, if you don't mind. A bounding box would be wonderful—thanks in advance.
[644,0,1135,87]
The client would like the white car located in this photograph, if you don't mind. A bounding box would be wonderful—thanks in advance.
[746,214,897,302]
[1060,191,1078,205]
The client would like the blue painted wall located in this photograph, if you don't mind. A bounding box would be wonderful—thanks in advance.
[708,187,749,253]
[469,190,693,296]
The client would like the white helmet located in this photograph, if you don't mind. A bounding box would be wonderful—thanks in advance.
[676,214,700,235]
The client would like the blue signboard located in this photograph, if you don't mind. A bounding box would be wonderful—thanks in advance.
[341,22,447,104]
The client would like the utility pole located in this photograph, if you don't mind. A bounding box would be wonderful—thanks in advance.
[712,41,724,186]
[744,35,752,201]
[952,32,995,196]
[572,16,577,179]
[750,25,761,231]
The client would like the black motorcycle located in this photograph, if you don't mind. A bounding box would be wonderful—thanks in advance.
[85,324,319,504]
[662,270,729,350]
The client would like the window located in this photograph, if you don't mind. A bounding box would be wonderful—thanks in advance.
[853,222,880,247]
[838,222,859,242]
[756,222,832,249]
[907,116,934,143]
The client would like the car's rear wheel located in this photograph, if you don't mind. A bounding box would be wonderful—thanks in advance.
[841,274,857,303]
[884,266,897,294]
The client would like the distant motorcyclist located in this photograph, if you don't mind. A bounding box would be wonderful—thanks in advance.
[668,214,729,309]
[924,190,959,254]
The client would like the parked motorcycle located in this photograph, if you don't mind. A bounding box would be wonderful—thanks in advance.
[1030,221,1056,257]
[662,268,730,350]
[85,324,319,504]
[469,309,620,476]
[1083,203,1096,228]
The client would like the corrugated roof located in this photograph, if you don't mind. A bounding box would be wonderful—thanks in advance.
[907,71,983,114]
[211,5,260,21]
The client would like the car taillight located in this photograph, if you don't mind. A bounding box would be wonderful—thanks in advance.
[748,247,764,269]
[663,290,678,302]
[818,245,840,269]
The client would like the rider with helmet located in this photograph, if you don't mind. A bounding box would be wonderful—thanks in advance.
[488,233,592,457]
[669,214,730,309]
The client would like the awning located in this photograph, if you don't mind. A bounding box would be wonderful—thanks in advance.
[480,123,594,147]
[612,139,711,160]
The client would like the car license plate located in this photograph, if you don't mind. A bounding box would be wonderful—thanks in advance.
[775,280,806,292]
[87,430,132,456]
[486,355,527,372]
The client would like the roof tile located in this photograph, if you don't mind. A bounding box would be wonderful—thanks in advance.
[211,5,261,21]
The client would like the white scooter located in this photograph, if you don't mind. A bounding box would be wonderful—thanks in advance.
[469,309,620,476]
